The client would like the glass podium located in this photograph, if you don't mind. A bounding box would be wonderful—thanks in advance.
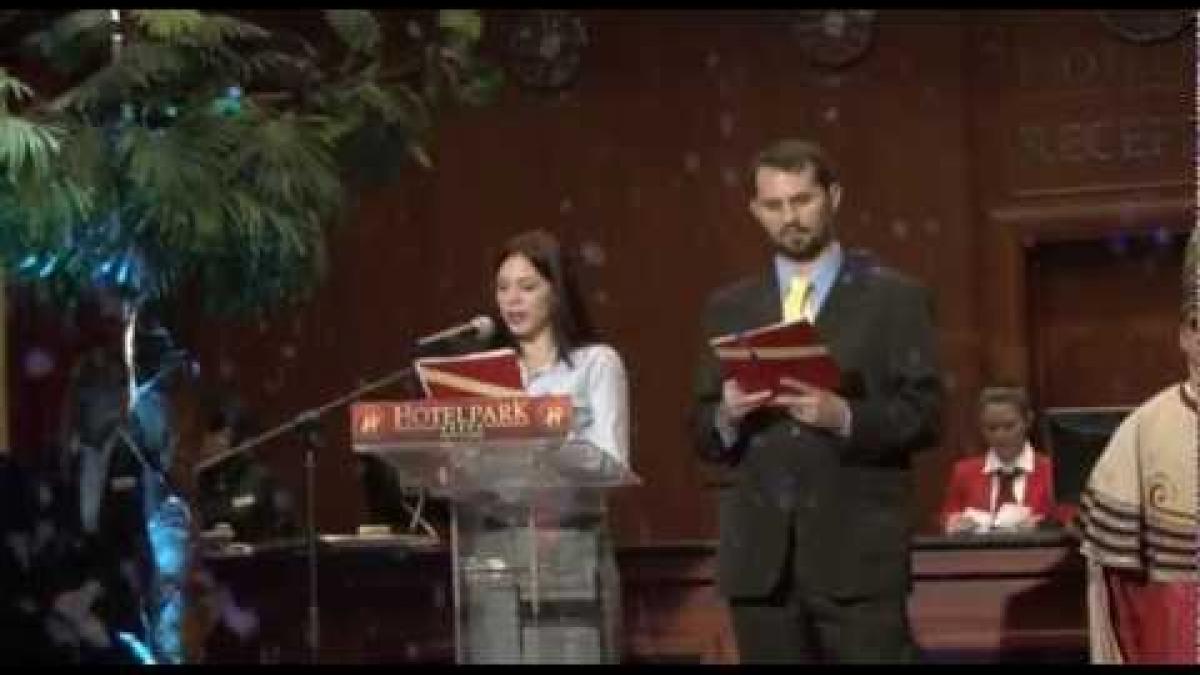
[351,396,639,663]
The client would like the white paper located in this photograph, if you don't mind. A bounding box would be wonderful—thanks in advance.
[959,507,995,533]
[992,503,1033,531]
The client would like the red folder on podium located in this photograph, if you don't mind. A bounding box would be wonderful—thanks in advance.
[414,348,526,399]
[710,320,841,395]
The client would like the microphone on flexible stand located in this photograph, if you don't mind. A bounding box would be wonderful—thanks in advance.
[415,315,497,349]
[195,316,501,475]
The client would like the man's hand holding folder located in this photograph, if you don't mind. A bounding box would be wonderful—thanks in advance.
[709,319,842,396]
[716,375,852,437]
[714,379,774,433]
[773,377,852,434]
[712,320,852,436]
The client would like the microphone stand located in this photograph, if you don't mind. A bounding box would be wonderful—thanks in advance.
[193,364,416,664]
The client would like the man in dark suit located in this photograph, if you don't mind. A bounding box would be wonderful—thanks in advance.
[692,139,943,662]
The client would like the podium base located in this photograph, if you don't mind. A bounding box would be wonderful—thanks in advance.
[457,516,622,664]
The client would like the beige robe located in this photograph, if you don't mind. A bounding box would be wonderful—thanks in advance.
[1078,383,1198,663]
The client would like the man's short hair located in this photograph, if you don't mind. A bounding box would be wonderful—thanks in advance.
[749,139,839,193]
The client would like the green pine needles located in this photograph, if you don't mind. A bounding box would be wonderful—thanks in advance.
[0,9,502,315]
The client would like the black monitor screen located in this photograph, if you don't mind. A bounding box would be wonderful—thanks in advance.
[1041,406,1133,505]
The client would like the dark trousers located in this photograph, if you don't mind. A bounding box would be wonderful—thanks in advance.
[728,545,917,663]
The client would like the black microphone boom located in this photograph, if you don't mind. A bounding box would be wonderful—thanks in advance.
[415,315,496,348]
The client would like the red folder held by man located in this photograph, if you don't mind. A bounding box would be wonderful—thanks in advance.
[710,320,842,395]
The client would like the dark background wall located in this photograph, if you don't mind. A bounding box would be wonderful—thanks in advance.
[8,10,1195,544]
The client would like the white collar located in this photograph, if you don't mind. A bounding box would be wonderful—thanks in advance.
[981,442,1034,475]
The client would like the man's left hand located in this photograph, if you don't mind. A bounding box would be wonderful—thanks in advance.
[774,378,851,433]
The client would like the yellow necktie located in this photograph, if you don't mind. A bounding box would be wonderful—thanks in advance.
[783,274,812,323]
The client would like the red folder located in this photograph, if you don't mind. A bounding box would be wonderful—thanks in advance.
[414,348,527,399]
[710,320,841,395]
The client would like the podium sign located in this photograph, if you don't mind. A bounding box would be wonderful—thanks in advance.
[351,396,635,496]
[352,395,573,447]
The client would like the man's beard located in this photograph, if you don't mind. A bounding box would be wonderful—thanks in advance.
[774,220,833,262]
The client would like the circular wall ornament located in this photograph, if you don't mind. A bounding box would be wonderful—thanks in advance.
[1099,10,1192,43]
[790,10,877,68]
[508,10,588,90]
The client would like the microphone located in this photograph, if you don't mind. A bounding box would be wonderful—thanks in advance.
[415,315,496,348]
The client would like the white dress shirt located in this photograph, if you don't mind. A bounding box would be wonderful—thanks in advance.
[981,442,1035,511]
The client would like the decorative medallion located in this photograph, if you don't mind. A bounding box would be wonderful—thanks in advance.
[508,10,588,90]
[1146,471,1175,510]
[790,10,877,68]
[1099,10,1192,43]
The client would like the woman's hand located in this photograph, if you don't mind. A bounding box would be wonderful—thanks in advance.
[944,512,977,535]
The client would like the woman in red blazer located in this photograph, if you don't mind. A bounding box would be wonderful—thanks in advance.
[940,385,1062,534]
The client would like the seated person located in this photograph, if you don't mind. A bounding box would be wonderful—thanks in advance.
[940,385,1061,535]
[194,398,298,543]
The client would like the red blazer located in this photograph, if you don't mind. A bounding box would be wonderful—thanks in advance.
[939,452,1062,529]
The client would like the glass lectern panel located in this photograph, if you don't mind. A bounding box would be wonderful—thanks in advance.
[351,396,638,664]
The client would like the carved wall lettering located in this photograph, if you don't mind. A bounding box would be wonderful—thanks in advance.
[1014,41,1188,91]
[1016,115,1191,166]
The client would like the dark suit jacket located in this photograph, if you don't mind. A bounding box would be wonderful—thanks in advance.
[693,249,943,600]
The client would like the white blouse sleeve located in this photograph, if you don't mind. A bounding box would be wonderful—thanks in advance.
[582,344,631,467]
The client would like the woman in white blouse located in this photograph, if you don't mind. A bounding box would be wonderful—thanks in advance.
[493,230,630,471]
[464,229,630,663]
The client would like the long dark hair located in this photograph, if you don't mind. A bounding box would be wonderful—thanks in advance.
[492,229,597,367]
